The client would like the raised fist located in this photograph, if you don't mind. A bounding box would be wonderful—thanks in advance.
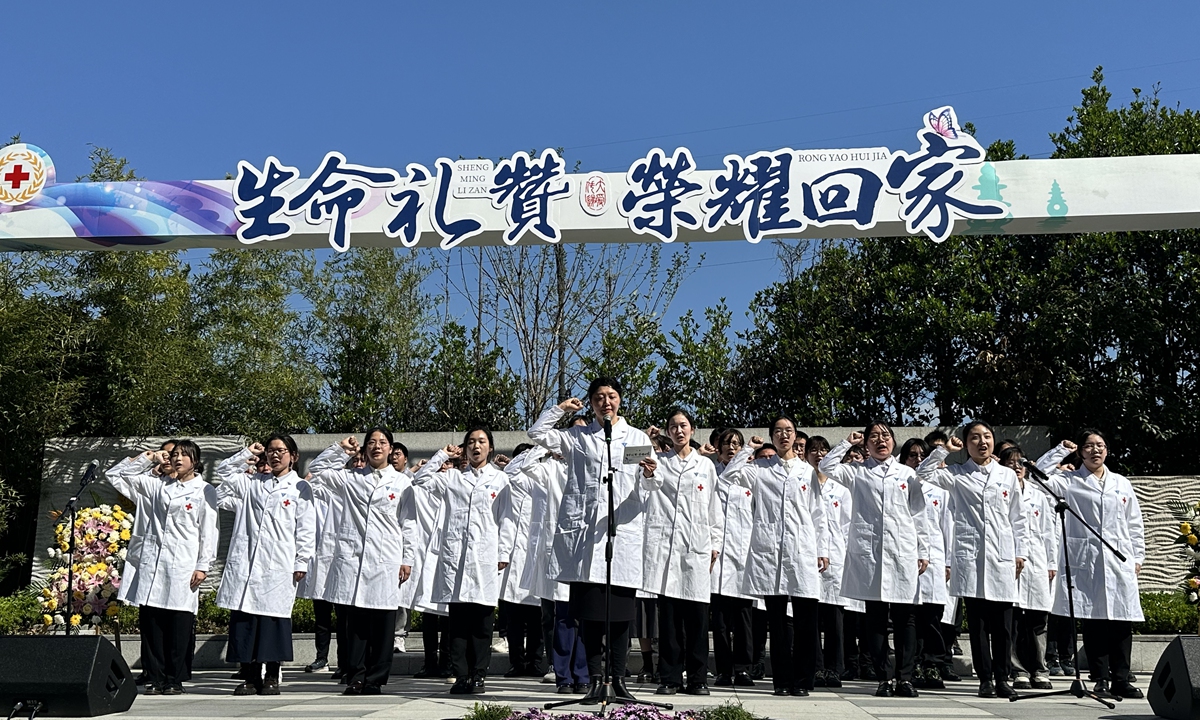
[558,398,584,413]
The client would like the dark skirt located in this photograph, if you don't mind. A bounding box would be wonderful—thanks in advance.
[226,610,294,663]
[635,597,658,639]
[569,582,637,623]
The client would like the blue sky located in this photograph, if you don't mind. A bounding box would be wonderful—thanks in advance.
[6,1,1200,336]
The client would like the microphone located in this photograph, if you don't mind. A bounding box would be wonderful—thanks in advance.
[1020,458,1049,481]
[602,413,613,441]
[82,459,99,483]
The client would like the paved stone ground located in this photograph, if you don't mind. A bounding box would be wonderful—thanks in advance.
[118,671,1156,720]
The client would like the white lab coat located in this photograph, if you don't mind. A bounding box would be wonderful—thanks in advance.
[1036,462,1145,622]
[214,450,315,618]
[399,481,449,615]
[1016,480,1058,612]
[296,489,343,601]
[497,473,539,606]
[917,446,1027,603]
[917,484,950,606]
[711,461,755,600]
[306,445,412,610]
[528,406,651,589]
[722,447,828,599]
[817,476,857,608]
[413,449,509,606]
[507,447,570,603]
[640,449,723,603]
[820,441,928,605]
[104,456,218,614]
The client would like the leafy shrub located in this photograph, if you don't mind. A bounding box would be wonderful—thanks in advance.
[463,703,515,720]
[693,702,762,720]
[195,592,231,633]
[0,590,40,635]
[1136,591,1198,634]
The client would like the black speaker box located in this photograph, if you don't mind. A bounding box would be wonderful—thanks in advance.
[0,636,135,716]
[1150,635,1200,720]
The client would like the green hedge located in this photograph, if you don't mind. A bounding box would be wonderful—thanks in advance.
[0,590,1193,636]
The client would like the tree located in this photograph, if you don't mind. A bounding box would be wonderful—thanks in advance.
[653,301,738,428]
[421,321,521,432]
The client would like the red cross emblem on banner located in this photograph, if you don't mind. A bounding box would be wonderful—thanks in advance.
[4,165,29,189]
[185,503,192,511]
[283,499,291,506]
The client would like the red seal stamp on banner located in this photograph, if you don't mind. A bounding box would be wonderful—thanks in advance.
[580,172,608,216]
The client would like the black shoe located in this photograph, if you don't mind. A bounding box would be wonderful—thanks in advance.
[894,681,919,698]
[685,683,710,696]
[773,687,790,696]
[751,662,766,680]
[362,684,382,695]
[557,684,574,694]
[839,669,857,681]
[996,680,1018,699]
[790,687,810,697]
[449,679,472,695]
[912,669,929,689]
[952,641,963,656]
[580,678,604,705]
[163,684,184,695]
[1012,677,1031,690]
[135,672,149,686]
[613,678,634,700]
[1047,661,1063,677]
[332,668,345,680]
[939,666,961,682]
[733,671,755,687]
[142,684,164,696]
[305,658,328,673]
[343,682,364,696]
[875,681,894,697]
[1060,661,1076,676]
[470,676,486,694]
[504,667,523,678]
[656,684,678,695]
[862,666,879,681]
[825,670,842,688]
[1110,681,1143,699]
[1032,677,1054,690]
[233,681,261,696]
[713,673,733,687]
[978,680,997,698]
[814,671,826,687]
[413,667,435,679]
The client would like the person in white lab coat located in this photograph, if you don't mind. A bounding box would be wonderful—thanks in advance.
[709,428,757,688]
[306,427,413,695]
[722,415,829,698]
[527,376,652,703]
[402,460,451,679]
[997,446,1057,691]
[899,438,952,689]
[806,435,851,689]
[413,426,509,695]
[820,424,929,699]
[104,441,217,695]
[297,462,344,676]
[390,443,414,654]
[1032,430,1146,700]
[215,434,316,696]
[497,442,547,679]
[639,409,722,696]
[916,421,1027,699]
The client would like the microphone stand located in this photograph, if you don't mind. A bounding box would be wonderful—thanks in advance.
[1009,459,1125,710]
[544,416,672,716]
[60,461,99,637]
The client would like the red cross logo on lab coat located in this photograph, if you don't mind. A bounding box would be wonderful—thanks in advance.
[697,484,704,491]
[900,483,907,490]
[1002,491,1008,499]
[745,490,751,497]
[185,503,192,511]
[283,499,291,506]
[389,493,395,500]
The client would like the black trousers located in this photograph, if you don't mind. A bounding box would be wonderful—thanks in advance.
[1013,608,1048,677]
[313,599,333,663]
[540,599,555,673]
[658,596,709,687]
[752,607,768,666]
[843,609,868,674]
[502,600,546,674]
[139,606,193,688]
[1081,618,1133,683]
[815,603,845,675]
[711,594,754,676]
[916,602,949,669]
[963,597,1013,683]
[1046,613,1076,664]
[422,612,449,672]
[581,618,630,679]
[448,602,495,681]
[865,600,917,682]
[343,606,397,686]
[335,604,349,672]
[764,595,818,691]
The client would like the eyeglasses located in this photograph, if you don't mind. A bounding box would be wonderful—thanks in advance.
[1082,443,1107,451]
[867,432,892,441]
[265,448,290,456]
[772,428,795,436]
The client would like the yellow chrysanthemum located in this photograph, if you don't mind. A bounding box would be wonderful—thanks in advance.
[42,615,53,626]
[120,530,130,541]
[69,614,81,626]
[1183,522,1193,535]
[45,598,57,611]
[106,604,119,617]
[1189,534,1199,546]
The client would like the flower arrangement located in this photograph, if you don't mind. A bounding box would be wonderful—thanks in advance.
[1168,500,1200,608]
[461,701,760,720]
[40,503,133,629]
